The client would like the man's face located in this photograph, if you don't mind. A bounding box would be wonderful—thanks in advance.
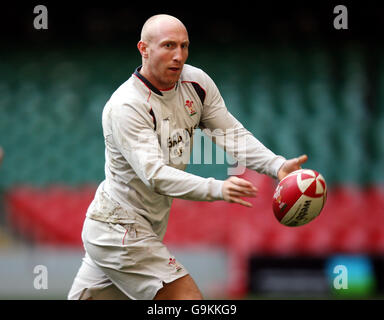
[141,23,189,89]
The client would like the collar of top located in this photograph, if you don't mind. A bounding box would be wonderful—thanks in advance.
[134,66,178,97]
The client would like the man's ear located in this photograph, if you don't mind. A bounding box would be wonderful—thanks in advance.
[137,40,149,58]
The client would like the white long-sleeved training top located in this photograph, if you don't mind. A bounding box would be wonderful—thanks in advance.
[86,64,286,240]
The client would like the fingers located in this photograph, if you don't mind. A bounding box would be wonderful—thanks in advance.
[223,176,257,207]
[228,176,258,192]
[227,191,255,207]
[228,189,256,198]
[228,184,257,198]
[231,198,253,208]
[226,194,253,207]
[296,154,308,166]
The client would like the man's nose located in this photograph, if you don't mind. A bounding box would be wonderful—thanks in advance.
[173,47,183,62]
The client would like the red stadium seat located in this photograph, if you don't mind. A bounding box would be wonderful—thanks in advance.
[5,185,95,246]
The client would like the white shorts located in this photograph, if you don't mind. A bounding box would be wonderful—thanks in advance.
[68,217,188,300]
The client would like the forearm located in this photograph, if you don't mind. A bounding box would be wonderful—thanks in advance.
[145,162,224,201]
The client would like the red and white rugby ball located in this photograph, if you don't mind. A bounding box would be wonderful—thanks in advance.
[272,169,327,227]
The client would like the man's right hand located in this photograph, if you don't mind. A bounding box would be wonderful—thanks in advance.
[222,176,258,207]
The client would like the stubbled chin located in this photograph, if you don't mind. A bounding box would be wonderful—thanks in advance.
[166,72,181,82]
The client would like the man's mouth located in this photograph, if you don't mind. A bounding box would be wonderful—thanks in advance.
[169,67,180,72]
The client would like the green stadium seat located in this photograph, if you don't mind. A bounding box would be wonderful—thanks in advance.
[246,81,276,147]
[334,125,366,184]
[367,117,384,183]
[306,80,337,123]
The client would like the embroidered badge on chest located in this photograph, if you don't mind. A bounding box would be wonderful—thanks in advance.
[185,99,196,116]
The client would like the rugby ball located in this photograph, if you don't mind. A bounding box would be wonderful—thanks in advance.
[272,169,327,227]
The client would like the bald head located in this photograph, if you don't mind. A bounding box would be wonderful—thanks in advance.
[137,14,189,90]
[140,14,188,43]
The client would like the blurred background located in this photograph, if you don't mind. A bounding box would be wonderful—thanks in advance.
[0,2,384,299]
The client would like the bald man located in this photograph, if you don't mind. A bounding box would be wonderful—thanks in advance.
[68,14,307,300]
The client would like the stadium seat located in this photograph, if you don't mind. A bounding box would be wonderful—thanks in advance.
[5,185,94,246]
[297,227,336,256]
[334,226,371,254]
